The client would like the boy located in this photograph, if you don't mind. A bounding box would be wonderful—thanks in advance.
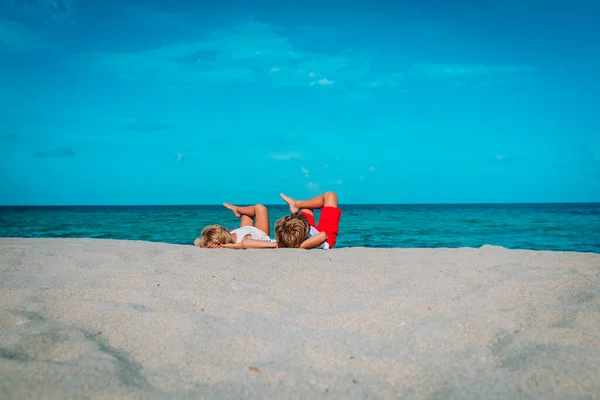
[195,203,277,249]
[275,191,342,249]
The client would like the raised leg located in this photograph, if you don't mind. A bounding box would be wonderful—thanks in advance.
[280,192,338,213]
[252,204,270,236]
[240,215,254,227]
[223,203,270,235]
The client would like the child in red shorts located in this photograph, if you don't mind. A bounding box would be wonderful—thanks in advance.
[275,191,342,249]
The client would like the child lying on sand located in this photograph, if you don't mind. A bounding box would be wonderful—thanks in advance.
[194,203,278,249]
[195,191,341,250]
[275,191,342,249]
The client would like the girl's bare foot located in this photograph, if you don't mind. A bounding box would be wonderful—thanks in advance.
[223,203,241,217]
[280,193,299,213]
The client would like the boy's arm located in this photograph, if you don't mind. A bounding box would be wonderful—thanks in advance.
[300,232,327,249]
[221,239,278,249]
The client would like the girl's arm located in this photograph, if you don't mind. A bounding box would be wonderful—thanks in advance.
[221,239,278,249]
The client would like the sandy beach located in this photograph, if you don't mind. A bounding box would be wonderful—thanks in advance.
[1,238,599,399]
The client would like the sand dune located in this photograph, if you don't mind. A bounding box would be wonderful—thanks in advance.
[1,238,599,399]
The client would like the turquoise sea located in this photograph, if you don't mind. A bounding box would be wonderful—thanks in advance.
[0,204,599,253]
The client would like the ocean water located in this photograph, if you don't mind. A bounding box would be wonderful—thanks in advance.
[0,204,599,253]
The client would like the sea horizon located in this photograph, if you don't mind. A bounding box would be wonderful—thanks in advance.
[2,201,599,208]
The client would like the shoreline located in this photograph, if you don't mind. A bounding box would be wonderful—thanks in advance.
[1,236,598,255]
[1,238,599,398]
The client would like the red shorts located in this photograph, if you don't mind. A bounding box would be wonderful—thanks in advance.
[300,206,342,248]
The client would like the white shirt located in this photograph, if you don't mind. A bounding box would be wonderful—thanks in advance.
[230,226,273,243]
[308,226,330,250]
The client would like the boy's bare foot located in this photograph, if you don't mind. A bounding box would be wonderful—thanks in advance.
[223,203,241,217]
[280,193,299,213]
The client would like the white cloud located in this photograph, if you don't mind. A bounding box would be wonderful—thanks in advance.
[307,181,319,191]
[320,164,329,169]
[81,16,414,92]
[175,152,183,162]
[88,15,518,94]
[336,179,343,184]
[369,166,376,171]
[410,63,537,80]
[316,78,334,85]
[84,18,376,90]
[495,155,505,161]
[266,152,302,161]
[359,175,364,180]
[301,167,310,177]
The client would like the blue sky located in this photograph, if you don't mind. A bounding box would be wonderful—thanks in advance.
[1,0,599,205]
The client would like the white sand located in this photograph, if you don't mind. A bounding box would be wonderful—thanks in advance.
[1,238,599,399]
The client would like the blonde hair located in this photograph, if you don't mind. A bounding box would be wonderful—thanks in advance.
[198,225,234,247]
[275,213,310,248]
